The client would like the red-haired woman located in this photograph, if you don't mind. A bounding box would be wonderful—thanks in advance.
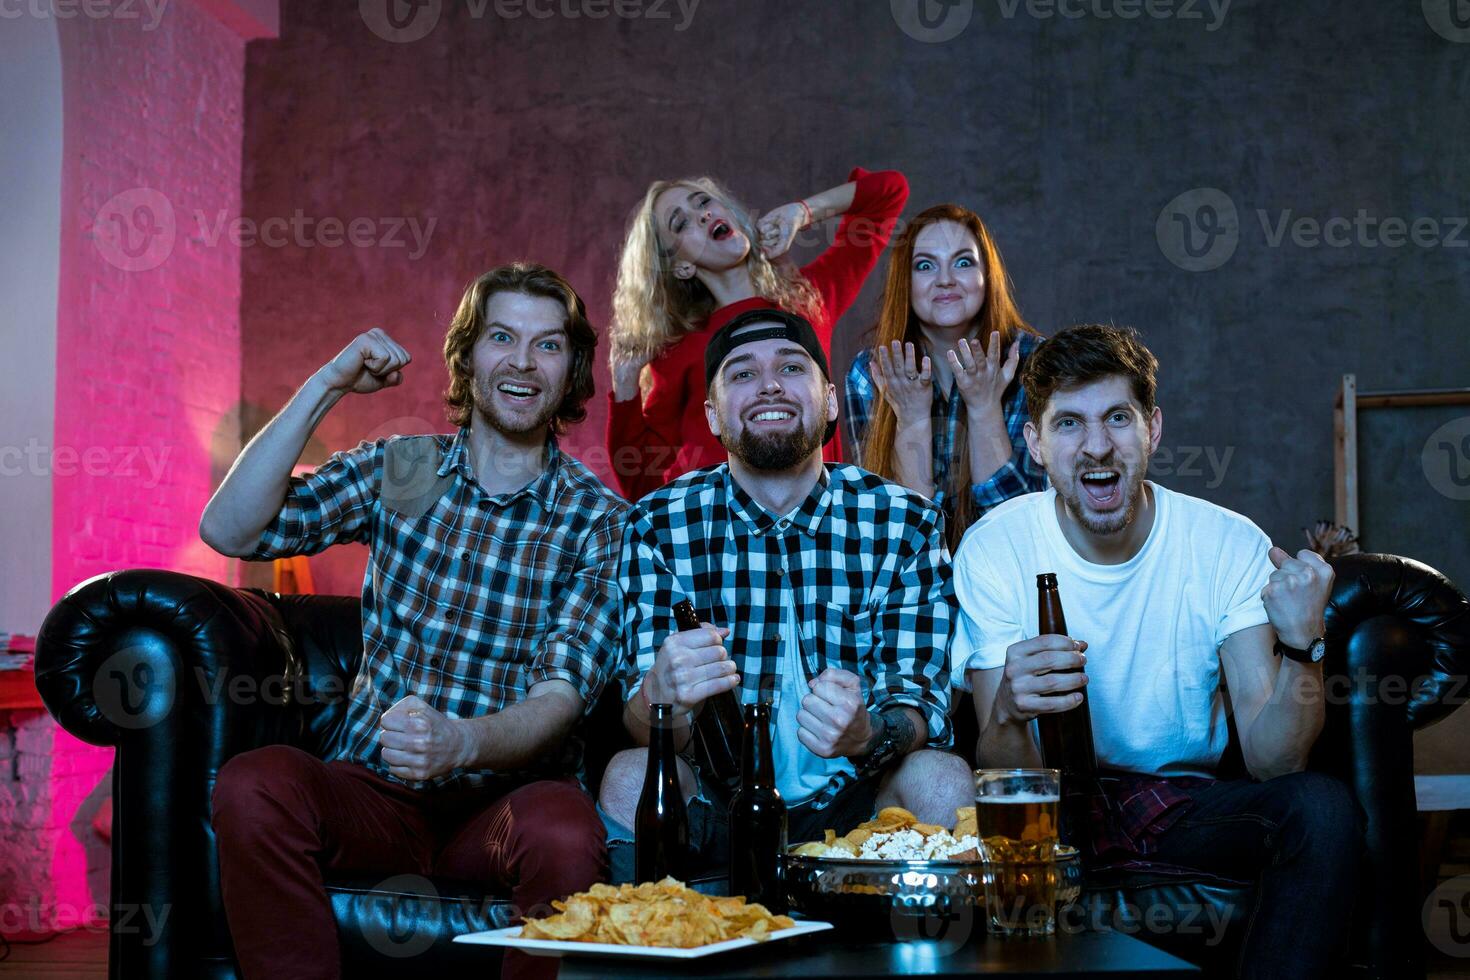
[844,204,1043,547]
[606,167,908,501]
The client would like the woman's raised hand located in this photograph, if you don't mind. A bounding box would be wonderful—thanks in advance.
[872,340,934,425]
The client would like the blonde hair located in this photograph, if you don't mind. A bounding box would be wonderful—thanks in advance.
[609,177,824,369]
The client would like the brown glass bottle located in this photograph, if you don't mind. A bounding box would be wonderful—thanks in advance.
[728,702,788,913]
[1033,572,1099,848]
[635,702,689,882]
[673,599,743,794]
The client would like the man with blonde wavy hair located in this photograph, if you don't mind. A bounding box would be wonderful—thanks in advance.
[200,262,627,980]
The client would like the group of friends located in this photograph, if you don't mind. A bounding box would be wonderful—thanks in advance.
[196,167,1362,980]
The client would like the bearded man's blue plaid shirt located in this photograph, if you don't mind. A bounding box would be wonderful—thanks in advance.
[617,462,956,809]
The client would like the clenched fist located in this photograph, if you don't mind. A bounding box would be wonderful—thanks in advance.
[796,668,873,758]
[1262,547,1334,652]
[378,695,469,782]
[318,328,412,395]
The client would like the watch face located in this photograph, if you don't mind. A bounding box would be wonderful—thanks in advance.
[1309,637,1327,662]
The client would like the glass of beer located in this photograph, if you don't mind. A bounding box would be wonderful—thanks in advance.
[975,768,1060,938]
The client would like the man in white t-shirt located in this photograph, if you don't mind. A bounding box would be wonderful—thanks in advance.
[954,324,1359,979]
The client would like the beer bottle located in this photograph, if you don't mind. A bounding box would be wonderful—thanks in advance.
[635,702,689,882]
[1034,573,1099,847]
[673,599,744,793]
[728,702,788,913]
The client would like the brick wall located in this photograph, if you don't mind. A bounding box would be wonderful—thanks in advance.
[0,0,248,934]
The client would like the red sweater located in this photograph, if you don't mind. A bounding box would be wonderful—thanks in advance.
[605,167,909,502]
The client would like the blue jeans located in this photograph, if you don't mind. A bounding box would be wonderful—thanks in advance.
[1143,770,1363,979]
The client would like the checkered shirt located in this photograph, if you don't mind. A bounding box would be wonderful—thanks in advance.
[249,430,629,790]
[617,462,955,808]
[844,330,1046,515]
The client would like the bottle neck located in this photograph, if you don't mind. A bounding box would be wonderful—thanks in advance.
[1038,586,1068,636]
[741,704,776,789]
[646,705,678,773]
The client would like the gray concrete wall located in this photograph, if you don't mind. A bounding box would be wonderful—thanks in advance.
[241,0,1469,765]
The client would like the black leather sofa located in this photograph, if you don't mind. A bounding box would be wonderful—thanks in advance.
[34,553,1470,979]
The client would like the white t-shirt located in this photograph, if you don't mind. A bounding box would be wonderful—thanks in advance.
[951,483,1274,778]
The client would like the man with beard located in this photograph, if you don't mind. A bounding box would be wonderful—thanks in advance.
[597,308,973,878]
[199,263,627,980]
[955,324,1359,979]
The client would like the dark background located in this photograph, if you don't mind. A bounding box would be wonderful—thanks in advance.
[238,0,1469,641]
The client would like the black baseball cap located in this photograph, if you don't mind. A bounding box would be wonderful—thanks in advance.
[704,308,836,445]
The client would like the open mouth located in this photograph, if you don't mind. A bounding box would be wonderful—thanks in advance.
[496,381,540,403]
[711,220,733,242]
[1079,469,1123,507]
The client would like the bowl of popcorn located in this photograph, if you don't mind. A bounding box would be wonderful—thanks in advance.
[783,806,1079,936]
[783,806,983,933]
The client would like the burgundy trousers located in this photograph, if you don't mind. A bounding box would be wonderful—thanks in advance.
[211,745,606,980]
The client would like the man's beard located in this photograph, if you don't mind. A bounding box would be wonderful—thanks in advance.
[1057,464,1146,536]
[726,415,825,472]
[471,375,560,437]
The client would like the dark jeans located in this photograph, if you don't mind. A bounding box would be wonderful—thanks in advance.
[211,745,607,980]
[1144,770,1363,979]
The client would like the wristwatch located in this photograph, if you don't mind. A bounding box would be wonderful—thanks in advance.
[1274,635,1327,664]
[849,709,904,776]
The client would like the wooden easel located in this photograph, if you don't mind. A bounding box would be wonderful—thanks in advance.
[1333,375,1470,537]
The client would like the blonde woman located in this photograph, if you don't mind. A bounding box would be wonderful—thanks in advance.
[845,203,1044,548]
[606,167,908,501]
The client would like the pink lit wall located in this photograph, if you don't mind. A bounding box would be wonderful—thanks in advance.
[4,0,251,935]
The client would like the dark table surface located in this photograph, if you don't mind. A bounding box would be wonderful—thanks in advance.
[554,927,1200,979]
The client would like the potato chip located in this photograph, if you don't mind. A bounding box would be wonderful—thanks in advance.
[517,878,793,948]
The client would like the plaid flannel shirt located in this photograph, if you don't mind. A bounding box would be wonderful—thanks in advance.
[844,330,1046,515]
[249,430,629,790]
[617,463,955,809]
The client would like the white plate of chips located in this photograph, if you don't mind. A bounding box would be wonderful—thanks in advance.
[453,878,832,959]
[455,920,833,960]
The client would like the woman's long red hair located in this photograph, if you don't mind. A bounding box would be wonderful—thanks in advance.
[859,204,1036,546]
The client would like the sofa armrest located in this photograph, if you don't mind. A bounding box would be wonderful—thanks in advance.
[35,568,303,751]
[34,568,309,979]
[1317,553,1469,979]
[1325,552,1470,730]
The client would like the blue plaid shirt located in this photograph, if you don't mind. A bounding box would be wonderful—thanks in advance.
[618,463,955,809]
[249,430,629,790]
[844,331,1046,517]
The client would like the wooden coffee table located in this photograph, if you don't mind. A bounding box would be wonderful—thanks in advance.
[556,927,1199,978]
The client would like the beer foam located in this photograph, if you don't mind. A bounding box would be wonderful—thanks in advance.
[978,793,1060,804]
